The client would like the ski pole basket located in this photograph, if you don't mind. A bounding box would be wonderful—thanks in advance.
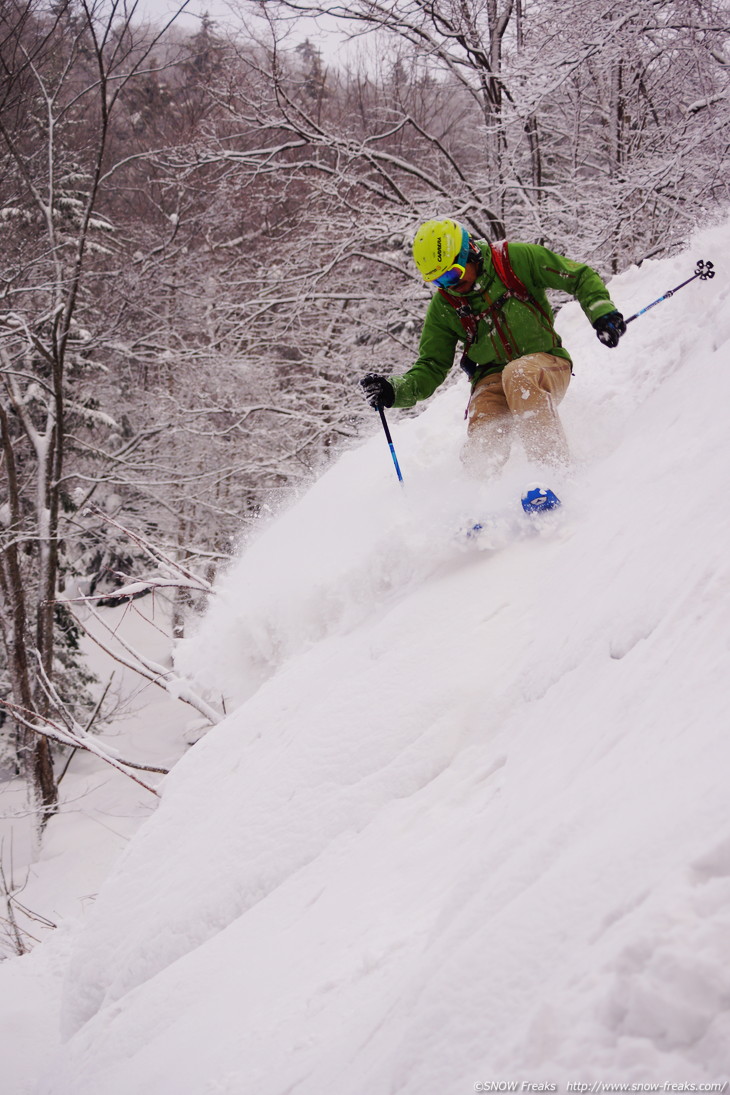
[625,259,715,325]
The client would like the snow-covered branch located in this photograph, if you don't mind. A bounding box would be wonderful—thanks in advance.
[66,598,222,727]
[0,698,166,796]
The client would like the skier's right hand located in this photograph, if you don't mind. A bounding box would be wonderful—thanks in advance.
[360,373,395,409]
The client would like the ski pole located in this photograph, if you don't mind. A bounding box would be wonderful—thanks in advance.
[625,259,715,325]
[377,403,404,484]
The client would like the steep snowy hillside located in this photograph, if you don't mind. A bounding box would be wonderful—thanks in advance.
[37,222,730,1094]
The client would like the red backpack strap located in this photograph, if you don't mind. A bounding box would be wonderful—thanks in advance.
[438,288,478,345]
[437,287,481,375]
[489,240,531,300]
[490,239,553,328]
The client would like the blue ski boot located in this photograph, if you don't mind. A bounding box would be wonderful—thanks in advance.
[521,483,561,516]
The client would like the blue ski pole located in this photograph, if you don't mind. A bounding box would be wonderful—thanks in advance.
[377,403,404,484]
[625,259,715,325]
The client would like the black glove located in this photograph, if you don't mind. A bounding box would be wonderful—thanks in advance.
[594,311,627,348]
[359,373,395,409]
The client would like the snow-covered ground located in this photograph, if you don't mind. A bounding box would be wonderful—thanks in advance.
[3,220,730,1094]
[0,595,196,1092]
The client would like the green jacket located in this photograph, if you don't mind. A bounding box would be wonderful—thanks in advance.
[390,240,618,408]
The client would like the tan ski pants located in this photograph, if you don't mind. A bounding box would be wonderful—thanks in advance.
[463,352,572,472]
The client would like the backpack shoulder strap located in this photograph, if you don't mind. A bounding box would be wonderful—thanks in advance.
[437,288,481,376]
[437,288,477,336]
[489,240,531,300]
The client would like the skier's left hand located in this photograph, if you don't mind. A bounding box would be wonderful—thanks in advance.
[594,311,627,348]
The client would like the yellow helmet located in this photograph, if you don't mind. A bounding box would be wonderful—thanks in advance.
[412,218,470,283]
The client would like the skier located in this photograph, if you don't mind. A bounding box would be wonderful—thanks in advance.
[360,219,626,510]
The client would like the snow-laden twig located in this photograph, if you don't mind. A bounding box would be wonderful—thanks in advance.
[64,599,222,727]
[56,672,115,785]
[0,859,30,956]
[67,576,210,600]
[687,92,727,115]
[0,846,57,957]
[0,699,166,796]
[84,504,214,591]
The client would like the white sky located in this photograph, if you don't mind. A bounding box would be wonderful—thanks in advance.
[135,0,363,64]
[137,0,247,31]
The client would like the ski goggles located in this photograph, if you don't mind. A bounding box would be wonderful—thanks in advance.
[431,228,470,289]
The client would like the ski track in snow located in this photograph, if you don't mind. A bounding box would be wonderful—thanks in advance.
[3,221,730,1094]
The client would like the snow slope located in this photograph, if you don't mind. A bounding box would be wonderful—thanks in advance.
[34,222,730,1092]
[0,595,195,1093]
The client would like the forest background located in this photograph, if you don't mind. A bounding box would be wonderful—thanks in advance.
[0,0,728,826]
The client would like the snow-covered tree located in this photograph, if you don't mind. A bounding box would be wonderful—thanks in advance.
[0,0,188,821]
